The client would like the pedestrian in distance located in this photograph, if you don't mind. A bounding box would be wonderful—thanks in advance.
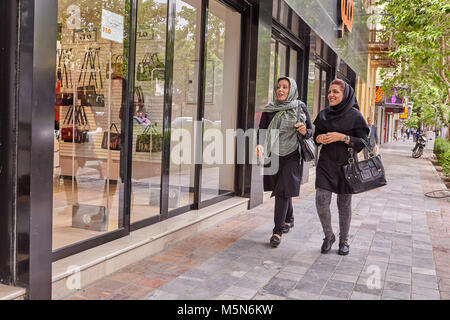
[406,128,411,140]
[364,116,379,159]
[313,79,369,255]
[255,76,313,248]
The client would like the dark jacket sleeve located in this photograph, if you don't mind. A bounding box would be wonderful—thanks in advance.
[302,105,313,139]
[257,112,269,145]
[313,126,326,146]
[349,128,369,153]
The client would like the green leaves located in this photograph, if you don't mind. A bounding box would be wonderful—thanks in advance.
[377,0,450,127]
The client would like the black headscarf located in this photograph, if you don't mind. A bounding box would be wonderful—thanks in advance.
[313,82,369,133]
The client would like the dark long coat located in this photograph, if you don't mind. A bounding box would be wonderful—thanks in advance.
[258,104,313,198]
[313,122,368,194]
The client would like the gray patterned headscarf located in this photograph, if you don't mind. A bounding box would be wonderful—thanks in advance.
[262,76,306,158]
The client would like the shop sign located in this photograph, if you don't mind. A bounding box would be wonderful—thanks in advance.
[101,9,124,43]
[375,86,383,104]
[400,106,408,119]
[337,0,354,38]
[385,87,405,106]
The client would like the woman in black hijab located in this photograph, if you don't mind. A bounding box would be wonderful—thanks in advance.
[313,79,369,255]
[256,76,313,247]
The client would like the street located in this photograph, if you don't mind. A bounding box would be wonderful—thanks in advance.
[67,138,450,300]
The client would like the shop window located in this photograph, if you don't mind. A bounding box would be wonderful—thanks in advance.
[272,0,279,19]
[279,1,290,28]
[306,59,316,117]
[276,43,287,78]
[268,39,276,103]
[53,0,129,250]
[289,48,297,80]
[130,0,167,223]
[168,0,200,210]
[200,0,241,202]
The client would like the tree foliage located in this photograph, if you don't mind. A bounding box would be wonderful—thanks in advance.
[377,0,450,131]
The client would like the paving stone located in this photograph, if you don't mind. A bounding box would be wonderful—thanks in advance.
[262,277,297,297]
[384,281,411,293]
[381,289,410,300]
[353,283,382,296]
[350,291,380,300]
[295,279,327,294]
[287,289,319,300]
[142,289,179,300]
[223,286,258,299]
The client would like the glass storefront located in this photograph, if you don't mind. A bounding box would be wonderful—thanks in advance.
[52,0,242,255]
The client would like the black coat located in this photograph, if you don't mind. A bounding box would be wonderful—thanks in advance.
[258,104,313,198]
[313,116,369,194]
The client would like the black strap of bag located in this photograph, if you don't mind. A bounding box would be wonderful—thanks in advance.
[296,101,315,162]
[343,138,387,194]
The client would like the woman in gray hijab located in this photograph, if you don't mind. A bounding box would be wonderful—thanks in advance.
[256,77,313,247]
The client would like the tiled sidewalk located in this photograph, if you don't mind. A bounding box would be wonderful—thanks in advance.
[66,139,449,300]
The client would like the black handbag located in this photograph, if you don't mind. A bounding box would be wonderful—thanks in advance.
[101,123,121,150]
[296,101,315,162]
[342,139,387,194]
[78,49,105,107]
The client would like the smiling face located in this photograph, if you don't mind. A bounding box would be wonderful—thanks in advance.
[327,84,344,106]
[276,79,290,101]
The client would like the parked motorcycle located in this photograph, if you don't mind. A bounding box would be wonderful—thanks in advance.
[412,133,427,158]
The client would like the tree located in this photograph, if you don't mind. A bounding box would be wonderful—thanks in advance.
[377,0,450,136]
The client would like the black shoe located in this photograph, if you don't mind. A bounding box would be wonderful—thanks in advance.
[270,234,281,247]
[338,242,350,255]
[321,234,335,253]
[281,222,294,234]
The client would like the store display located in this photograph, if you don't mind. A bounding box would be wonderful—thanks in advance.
[136,52,164,81]
[101,123,121,150]
[106,54,123,79]
[78,48,105,107]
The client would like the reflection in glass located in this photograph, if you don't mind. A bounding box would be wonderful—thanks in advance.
[169,0,200,209]
[277,43,287,77]
[321,69,327,110]
[268,39,276,103]
[200,0,241,202]
[130,0,167,222]
[53,0,128,250]
[289,48,297,80]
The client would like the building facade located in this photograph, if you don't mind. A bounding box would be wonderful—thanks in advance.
[0,0,369,299]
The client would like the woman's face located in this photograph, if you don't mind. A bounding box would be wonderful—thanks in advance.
[276,79,290,101]
[327,84,344,106]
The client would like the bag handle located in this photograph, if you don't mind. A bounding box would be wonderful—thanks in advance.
[110,123,120,134]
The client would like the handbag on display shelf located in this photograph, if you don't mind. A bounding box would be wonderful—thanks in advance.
[135,125,152,152]
[106,54,123,79]
[296,102,315,162]
[342,139,387,194]
[61,105,89,143]
[134,86,145,115]
[101,123,121,150]
[62,92,74,106]
[78,49,105,107]
[136,53,164,82]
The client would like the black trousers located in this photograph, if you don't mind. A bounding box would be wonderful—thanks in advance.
[273,195,294,235]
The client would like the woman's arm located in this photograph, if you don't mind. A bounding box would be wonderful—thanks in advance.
[348,128,369,152]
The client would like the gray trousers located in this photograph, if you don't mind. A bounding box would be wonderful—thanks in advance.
[315,188,352,243]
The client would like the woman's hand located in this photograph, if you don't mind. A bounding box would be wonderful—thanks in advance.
[255,144,264,158]
[322,132,347,145]
[294,122,307,136]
